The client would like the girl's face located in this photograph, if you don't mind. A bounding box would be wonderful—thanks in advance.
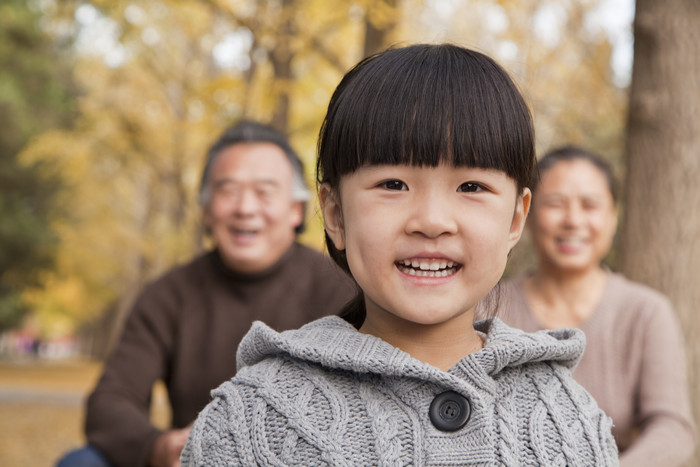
[529,159,618,275]
[321,164,529,330]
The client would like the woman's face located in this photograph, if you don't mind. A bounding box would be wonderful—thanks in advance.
[321,163,529,332]
[529,159,618,275]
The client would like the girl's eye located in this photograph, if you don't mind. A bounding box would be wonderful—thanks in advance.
[379,180,407,191]
[458,182,483,193]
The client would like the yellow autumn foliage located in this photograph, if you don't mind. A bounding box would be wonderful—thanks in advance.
[17,0,625,340]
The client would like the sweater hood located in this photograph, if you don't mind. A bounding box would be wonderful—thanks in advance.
[237,316,585,384]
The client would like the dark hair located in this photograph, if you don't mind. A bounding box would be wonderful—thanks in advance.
[316,44,536,328]
[536,145,618,204]
[199,120,310,233]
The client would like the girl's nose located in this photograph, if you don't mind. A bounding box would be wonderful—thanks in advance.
[405,192,458,238]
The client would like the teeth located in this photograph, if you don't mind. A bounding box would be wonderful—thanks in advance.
[400,259,456,269]
[558,237,583,245]
[401,259,455,269]
[397,261,458,277]
[401,267,457,277]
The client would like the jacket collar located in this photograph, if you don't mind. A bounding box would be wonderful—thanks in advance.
[237,316,584,389]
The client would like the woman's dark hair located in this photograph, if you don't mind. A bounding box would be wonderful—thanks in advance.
[316,44,536,328]
[200,120,310,233]
[536,145,618,204]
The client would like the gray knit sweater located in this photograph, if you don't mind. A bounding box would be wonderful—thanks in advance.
[181,316,618,466]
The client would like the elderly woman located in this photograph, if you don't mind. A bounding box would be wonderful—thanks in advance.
[497,145,696,466]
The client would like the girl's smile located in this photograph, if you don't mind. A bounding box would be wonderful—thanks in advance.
[322,163,530,336]
[396,256,461,279]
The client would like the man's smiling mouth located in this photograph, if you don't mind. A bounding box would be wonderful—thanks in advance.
[396,258,460,277]
[230,227,258,236]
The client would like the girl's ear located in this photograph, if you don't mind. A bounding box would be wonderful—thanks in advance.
[319,183,346,250]
[508,187,531,250]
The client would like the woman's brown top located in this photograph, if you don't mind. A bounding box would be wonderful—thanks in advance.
[498,271,696,467]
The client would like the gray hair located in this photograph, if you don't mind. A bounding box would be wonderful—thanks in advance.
[199,120,311,233]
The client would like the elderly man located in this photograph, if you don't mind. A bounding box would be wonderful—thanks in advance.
[58,121,355,467]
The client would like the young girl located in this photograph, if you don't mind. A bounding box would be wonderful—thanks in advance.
[181,44,618,465]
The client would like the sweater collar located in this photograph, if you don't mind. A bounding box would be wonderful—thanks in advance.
[237,316,585,387]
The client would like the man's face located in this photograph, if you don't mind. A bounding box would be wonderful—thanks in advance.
[203,142,303,273]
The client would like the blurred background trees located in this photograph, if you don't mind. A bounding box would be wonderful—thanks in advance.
[620,2,700,464]
[0,0,76,333]
[0,0,636,351]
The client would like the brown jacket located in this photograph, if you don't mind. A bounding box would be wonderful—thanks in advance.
[85,243,355,466]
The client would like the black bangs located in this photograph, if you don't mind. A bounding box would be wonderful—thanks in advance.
[317,44,536,191]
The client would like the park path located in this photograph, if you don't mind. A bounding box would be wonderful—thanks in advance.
[0,359,100,466]
[0,386,85,404]
[0,359,172,466]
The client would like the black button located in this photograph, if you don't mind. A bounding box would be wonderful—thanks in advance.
[429,391,471,431]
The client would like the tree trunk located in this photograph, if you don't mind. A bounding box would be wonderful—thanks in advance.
[621,1,700,464]
[269,0,295,134]
[363,0,400,58]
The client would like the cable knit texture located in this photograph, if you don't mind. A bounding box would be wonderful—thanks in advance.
[181,316,618,466]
